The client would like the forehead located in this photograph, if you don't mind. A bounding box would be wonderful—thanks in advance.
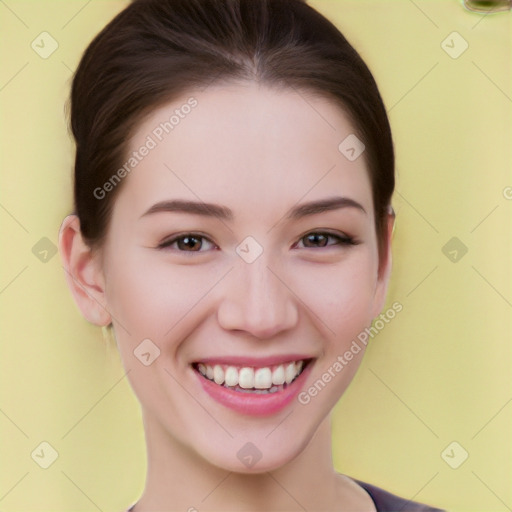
[115,82,373,222]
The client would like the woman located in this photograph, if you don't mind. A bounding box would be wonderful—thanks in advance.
[59,0,445,510]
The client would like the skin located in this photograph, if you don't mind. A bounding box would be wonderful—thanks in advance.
[59,81,394,511]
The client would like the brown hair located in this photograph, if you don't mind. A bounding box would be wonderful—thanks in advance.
[69,0,394,258]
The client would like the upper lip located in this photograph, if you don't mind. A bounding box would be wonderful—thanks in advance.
[192,354,314,367]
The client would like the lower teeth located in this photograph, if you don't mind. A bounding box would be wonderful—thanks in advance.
[226,384,286,394]
[201,374,299,393]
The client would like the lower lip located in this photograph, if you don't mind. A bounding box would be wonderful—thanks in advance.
[194,362,313,417]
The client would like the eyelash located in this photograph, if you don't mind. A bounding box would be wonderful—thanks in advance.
[157,231,358,253]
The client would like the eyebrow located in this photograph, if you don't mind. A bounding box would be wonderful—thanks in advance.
[140,196,366,221]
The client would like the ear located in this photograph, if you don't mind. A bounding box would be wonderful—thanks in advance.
[58,215,112,326]
[371,209,395,318]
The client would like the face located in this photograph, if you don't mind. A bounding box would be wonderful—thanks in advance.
[97,82,391,472]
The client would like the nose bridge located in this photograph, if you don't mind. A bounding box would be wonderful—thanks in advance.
[244,256,279,307]
[217,252,298,338]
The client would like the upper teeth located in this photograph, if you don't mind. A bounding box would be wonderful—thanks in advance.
[196,361,305,390]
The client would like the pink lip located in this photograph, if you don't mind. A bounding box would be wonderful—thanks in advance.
[193,359,314,416]
[194,354,311,367]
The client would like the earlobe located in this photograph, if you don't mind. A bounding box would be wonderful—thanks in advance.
[58,215,112,326]
[372,211,395,318]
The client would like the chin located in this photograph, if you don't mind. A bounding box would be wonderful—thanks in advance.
[190,420,320,475]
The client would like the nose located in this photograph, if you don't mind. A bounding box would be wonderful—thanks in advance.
[217,256,299,339]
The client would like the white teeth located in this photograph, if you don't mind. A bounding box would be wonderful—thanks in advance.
[254,367,272,389]
[285,362,296,384]
[239,367,254,389]
[197,360,307,391]
[271,365,285,385]
[224,366,238,387]
[213,364,224,385]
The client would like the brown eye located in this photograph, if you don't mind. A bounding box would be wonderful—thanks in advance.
[158,233,216,252]
[303,233,329,248]
[297,232,355,249]
[176,235,203,251]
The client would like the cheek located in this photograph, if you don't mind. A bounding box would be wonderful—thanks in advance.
[104,255,214,420]
[104,252,220,343]
[292,258,376,409]
[293,253,377,338]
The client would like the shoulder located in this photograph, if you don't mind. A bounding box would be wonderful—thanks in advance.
[351,478,446,512]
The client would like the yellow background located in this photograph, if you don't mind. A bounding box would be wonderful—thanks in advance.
[0,1,510,510]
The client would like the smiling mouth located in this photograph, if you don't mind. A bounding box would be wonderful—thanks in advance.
[192,359,313,394]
